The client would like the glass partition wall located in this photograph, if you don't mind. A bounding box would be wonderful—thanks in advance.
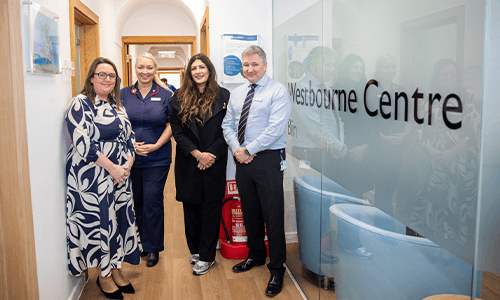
[273,1,499,299]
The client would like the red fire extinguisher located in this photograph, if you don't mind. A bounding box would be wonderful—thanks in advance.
[221,196,244,245]
[231,201,247,245]
[221,197,267,245]
[220,180,269,259]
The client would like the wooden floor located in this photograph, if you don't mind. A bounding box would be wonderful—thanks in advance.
[78,142,500,300]
[78,144,306,300]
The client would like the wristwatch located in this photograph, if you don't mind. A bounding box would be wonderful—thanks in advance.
[244,149,251,156]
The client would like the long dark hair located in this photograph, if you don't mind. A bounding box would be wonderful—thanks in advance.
[176,53,219,125]
[336,54,366,85]
[80,57,122,108]
[429,58,463,92]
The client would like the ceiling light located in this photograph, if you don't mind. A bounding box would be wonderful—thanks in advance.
[158,51,176,58]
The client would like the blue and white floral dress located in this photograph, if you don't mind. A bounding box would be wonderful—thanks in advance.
[65,94,141,277]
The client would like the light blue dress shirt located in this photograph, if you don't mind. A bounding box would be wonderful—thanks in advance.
[222,74,292,155]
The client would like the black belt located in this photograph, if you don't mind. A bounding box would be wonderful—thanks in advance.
[256,148,283,155]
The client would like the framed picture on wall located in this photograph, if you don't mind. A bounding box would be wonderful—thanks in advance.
[25,1,60,74]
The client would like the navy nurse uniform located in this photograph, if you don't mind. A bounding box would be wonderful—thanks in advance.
[121,81,173,254]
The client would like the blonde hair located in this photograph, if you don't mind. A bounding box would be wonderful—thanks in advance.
[136,52,171,91]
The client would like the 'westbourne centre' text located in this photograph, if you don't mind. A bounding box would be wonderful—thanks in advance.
[288,79,463,130]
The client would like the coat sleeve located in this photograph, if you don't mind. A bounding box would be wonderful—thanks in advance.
[170,96,199,157]
[65,95,101,163]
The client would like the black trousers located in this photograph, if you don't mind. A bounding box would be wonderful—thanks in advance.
[182,201,222,262]
[235,150,286,276]
[131,165,170,253]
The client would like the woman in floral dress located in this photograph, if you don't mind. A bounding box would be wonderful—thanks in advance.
[65,57,140,299]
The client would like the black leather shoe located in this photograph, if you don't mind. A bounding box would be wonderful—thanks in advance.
[232,258,266,273]
[117,282,135,294]
[146,252,159,267]
[96,277,124,299]
[265,275,283,297]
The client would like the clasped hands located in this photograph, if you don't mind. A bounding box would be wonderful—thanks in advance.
[234,147,255,164]
[135,141,158,156]
[110,156,133,185]
[198,152,216,170]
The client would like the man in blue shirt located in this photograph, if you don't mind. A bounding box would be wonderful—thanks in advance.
[222,45,291,297]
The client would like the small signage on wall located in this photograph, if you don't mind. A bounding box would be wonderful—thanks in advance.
[222,34,259,84]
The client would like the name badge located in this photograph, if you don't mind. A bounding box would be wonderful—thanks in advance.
[253,98,263,102]
[151,97,161,101]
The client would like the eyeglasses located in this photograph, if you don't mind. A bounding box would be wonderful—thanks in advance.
[94,72,117,80]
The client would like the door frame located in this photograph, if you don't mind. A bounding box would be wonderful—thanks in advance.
[69,0,100,96]
[0,1,38,299]
[400,5,465,89]
[158,69,184,88]
[200,7,209,57]
[122,36,196,86]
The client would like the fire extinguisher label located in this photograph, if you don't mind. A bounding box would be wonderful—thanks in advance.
[231,206,247,243]
[226,180,239,196]
[233,236,247,242]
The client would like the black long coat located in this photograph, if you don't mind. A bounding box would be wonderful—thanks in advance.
[169,87,230,204]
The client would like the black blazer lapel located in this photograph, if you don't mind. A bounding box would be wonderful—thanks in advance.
[188,120,201,143]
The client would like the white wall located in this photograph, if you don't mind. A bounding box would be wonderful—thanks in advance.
[114,0,205,27]
[209,0,273,90]
[98,0,123,74]
[122,4,196,36]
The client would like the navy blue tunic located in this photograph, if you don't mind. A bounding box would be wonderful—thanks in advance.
[121,81,173,167]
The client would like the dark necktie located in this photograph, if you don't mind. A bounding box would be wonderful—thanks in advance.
[238,84,257,145]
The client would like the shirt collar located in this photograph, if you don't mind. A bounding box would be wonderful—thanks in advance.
[95,94,115,106]
[249,74,269,88]
[131,81,159,96]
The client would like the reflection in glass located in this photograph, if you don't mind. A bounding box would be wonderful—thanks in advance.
[366,54,411,216]
[327,54,371,198]
[291,46,345,175]
[274,0,488,299]
[422,58,480,252]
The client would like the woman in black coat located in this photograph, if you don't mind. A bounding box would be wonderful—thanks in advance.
[170,53,230,275]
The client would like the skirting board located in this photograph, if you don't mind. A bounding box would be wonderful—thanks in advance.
[286,231,298,243]
[67,276,86,300]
